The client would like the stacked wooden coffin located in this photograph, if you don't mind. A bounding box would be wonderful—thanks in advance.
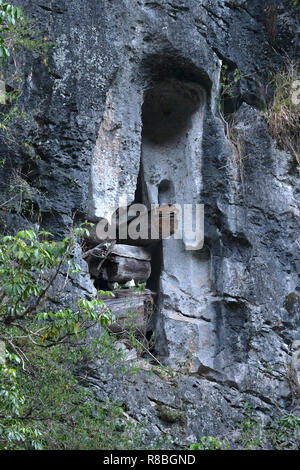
[98,288,153,335]
[83,205,179,335]
[83,243,153,335]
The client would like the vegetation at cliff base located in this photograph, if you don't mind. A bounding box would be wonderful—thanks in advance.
[0,228,145,450]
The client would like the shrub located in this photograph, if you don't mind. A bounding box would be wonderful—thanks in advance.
[189,436,229,450]
[0,226,114,449]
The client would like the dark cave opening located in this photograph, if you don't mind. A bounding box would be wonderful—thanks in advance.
[142,79,201,144]
[158,179,175,205]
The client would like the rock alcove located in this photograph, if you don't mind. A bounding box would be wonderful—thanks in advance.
[85,74,217,370]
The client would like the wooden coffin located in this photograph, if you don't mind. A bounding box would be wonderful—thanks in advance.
[104,256,151,283]
[84,243,152,283]
[99,289,153,335]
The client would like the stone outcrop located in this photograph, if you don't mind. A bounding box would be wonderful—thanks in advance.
[0,0,299,448]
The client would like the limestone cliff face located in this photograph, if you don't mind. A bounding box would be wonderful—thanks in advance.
[0,0,299,447]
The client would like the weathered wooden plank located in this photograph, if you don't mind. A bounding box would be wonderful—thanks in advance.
[83,243,151,262]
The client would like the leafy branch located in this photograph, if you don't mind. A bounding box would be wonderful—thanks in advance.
[0,0,23,60]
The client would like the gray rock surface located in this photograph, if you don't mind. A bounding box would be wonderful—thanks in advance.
[0,0,299,448]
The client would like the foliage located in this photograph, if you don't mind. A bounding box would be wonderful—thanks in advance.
[0,226,115,449]
[0,1,53,65]
[239,402,300,450]
[131,281,147,292]
[220,65,241,101]
[109,303,164,371]
[189,436,229,450]
[218,64,242,133]
[0,0,23,60]
[0,98,27,135]
[263,61,300,165]
[0,227,111,336]
[240,402,262,449]
[13,341,143,450]
[0,353,42,449]
[0,169,45,224]
[0,337,145,450]
[265,415,300,450]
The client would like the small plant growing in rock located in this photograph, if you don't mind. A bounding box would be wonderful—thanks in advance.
[156,404,185,425]
[220,65,241,101]
[112,281,122,291]
[130,281,147,292]
[189,436,229,450]
[0,1,23,60]
[218,64,243,134]
[239,402,263,449]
